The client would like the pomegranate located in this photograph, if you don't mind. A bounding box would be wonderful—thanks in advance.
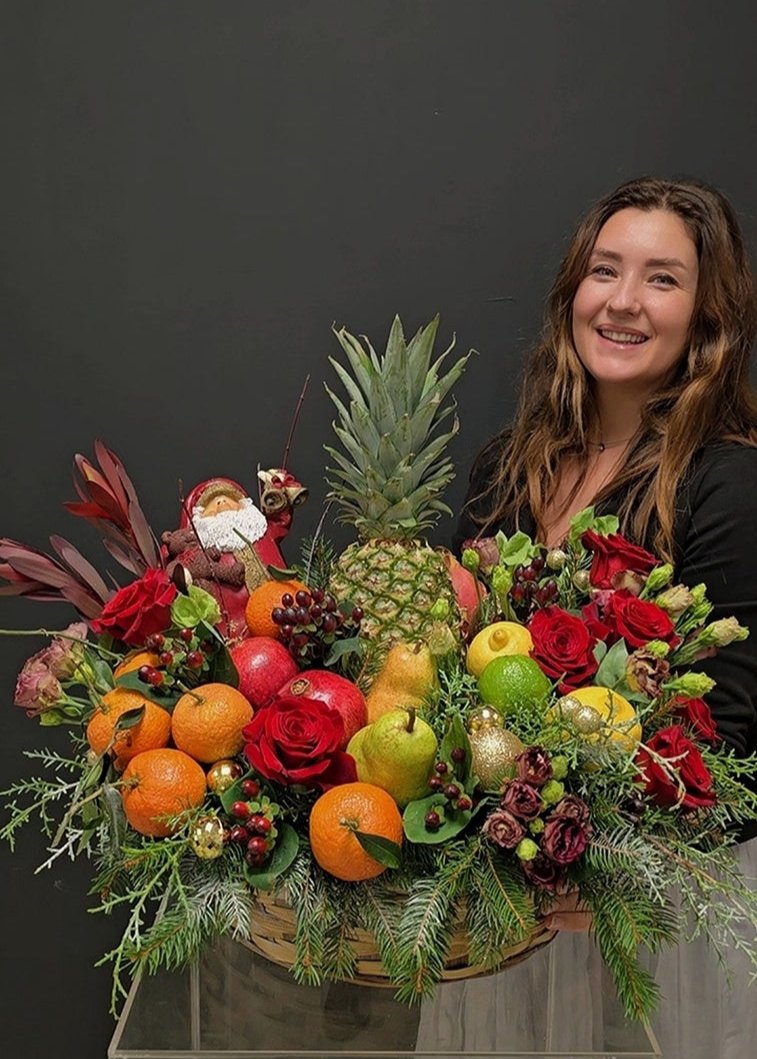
[443,551,487,630]
[278,669,367,748]
[230,637,299,709]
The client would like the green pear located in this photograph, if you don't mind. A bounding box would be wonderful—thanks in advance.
[357,708,438,806]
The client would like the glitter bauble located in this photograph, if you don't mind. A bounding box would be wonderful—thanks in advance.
[207,759,243,794]
[572,569,591,591]
[191,815,226,859]
[553,695,583,720]
[469,727,525,790]
[573,705,603,735]
[467,705,505,734]
[546,548,567,570]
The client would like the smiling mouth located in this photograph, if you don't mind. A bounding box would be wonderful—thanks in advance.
[596,327,649,346]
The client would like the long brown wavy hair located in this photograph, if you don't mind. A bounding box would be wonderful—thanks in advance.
[469,177,757,562]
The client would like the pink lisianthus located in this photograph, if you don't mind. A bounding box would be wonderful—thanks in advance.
[14,659,64,717]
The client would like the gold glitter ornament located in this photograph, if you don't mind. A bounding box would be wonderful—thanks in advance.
[553,695,583,720]
[469,727,524,790]
[546,548,567,570]
[467,705,505,733]
[207,759,243,794]
[191,815,226,859]
[573,705,603,735]
[572,569,591,591]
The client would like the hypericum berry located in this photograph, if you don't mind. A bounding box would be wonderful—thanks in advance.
[294,606,310,625]
[281,593,294,607]
[450,747,465,764]
[434,761,449,775]
[311,587,325,603]
[179,628,194,643]
[247,813,266,833]
[291,633,309,648]
[457,795,473,811]
[521,566,537,582]
[245,850,266,866]
[241,779,260,798]
[159,651,174,666]
[428,775,443,791]
[295,590,311,606]
[444,783,461,801]
[531,555,546,573]
[271,607,284,625]
[137,664,153,682]
[322,614,337,633]
[424,810,442,831]
[145,632,165,650]
[280,624,294,639]
[351,606,364,622]
[513,564,525,581]
[309,604,323,620]
[229,825,248,844]
[324,596,337,613]
[247,836,267,857]
[146,669,164,687]
[510,584,526,604]
[256,816,273,833]
[230,801,250,820]
[186,650,204,668]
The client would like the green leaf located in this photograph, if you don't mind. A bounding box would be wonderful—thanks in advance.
[595,639,629,689]
[243,824,300,890]
[170,585,221,629]
[593,641,608,664]
[89,654,115,693]
[219,772,253,813]
[593,514,620,536]
[567,506,596,544]
[206,642,240,688]
[267,565,300,581]
[402,793,476,844]
[324,636,364,667]
[439,714,472,781]
[352,829,402,869]
[114,670,182,707]
[113,705,145,732]
[496,531,538,568]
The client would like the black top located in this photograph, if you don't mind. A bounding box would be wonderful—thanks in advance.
[454,442,757,839]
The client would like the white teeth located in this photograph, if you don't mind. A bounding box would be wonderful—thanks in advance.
[598,329,647,344]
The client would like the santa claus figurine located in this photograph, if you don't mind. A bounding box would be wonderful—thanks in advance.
[161,469,307,641]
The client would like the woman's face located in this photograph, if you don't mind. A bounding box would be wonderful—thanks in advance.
[571,207,699,399]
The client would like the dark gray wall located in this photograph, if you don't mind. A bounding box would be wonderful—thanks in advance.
[1,2,755,1055]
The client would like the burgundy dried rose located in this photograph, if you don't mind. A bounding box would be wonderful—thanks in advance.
[482,809,525,849]
[552,794,591,827]
[14,660,64,717]
[541,815,589,865]
[625,649,671,698]
[515,746,553,787]
[501,780,543,821]
[44,622,89,679]
[521,853,567,892]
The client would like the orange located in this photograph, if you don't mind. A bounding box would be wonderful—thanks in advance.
[86,687,172,769]
[121,748,207,837]
[309,781,403,882]
[114,651,160,678]
[245,578,307,638]
[171,682,254,764]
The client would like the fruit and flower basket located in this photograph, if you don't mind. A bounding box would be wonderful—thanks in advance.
[2,316,756,1022]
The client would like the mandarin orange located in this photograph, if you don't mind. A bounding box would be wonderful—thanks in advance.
[86,687,172,769]
[113,651,160,678]
[171,682,253,764]
[309,781,403,881]
[244,578,308,638]
[121,748,207,837]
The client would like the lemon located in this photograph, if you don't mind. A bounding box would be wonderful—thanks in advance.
[560,686,642,751]
[477,655,551,716]
[466,621,534,678]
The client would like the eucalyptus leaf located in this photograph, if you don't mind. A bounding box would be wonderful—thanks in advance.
[352,829,402,869]
[113,705,146,732]
[439,715,472,781]
[243,824,299,891]
[595,639,629,689]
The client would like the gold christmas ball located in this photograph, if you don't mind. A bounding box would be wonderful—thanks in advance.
[572,569,591,592]
[191,815,226,859]
[573,705,603,735]
[553,695,583,720]
[467,705,505,734]
[546,548,567,570]
[469,727,525,790]
[207,759,243,794]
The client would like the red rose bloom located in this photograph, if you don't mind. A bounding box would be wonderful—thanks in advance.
[242,694,357,790]
[671,696,720,743]
[635,724,717,811]
[528,606,598,693]
[582,530,658,590]
[603,589,679,649]
[91,567,176,646]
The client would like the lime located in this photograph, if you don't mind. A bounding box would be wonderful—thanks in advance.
[477,654,551,715]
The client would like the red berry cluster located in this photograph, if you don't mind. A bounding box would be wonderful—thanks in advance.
[270,588,363,665]
[226,779,278,867]
[425,750,473,830]
[136,630,213,688]
[509,555,559,618]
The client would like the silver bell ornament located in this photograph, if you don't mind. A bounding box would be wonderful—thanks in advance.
[467,705,504,734]
[191,815,226,860]
[469,727,525,791]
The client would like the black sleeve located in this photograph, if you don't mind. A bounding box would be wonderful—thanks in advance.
[451,435,508,557]
[675,446,757,758]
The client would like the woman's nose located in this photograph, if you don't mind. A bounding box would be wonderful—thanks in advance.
[606,277,641,315]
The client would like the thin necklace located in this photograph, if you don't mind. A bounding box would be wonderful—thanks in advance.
[587,436,634,453]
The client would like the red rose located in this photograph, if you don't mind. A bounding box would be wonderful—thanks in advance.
[528,606,598,693]
[635,724,716,811]
[671,696,720,743]
[603,589,679,649]
[91,567,176,646]
[242,693,357,790]
[582,530,658,590]
[581,599,613,641]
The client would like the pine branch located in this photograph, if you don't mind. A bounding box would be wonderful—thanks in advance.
[465,844,534,967]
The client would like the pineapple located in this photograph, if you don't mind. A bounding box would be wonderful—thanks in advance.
[325,315,472,655]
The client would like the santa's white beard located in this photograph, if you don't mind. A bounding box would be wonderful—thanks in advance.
[192,498,268,551]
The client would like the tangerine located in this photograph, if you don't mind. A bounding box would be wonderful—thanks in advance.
[245,578,308,638]
[113,651,160,678]
[121,748,207,837]
[171,682,254,763]
[86,688,171,769]
[309,781,403,882]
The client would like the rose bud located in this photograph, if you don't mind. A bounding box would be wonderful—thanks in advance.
[515,746,553,787]
[541,815,589,865]
[482,809,525,850]
[521,853,567,892]
[501,780,543,821]
[462,536,500,574]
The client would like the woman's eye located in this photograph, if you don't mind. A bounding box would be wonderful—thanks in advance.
[650,273,677,286]
[589,264,615,277]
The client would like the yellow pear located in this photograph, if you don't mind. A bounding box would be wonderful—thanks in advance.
[365,641,438,724]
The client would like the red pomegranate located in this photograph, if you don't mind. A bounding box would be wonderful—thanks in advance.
[230,637,299,709]
[278,669,367,748]
[443,551,487,631]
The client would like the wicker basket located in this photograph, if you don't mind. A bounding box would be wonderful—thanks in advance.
[245,891,556,988]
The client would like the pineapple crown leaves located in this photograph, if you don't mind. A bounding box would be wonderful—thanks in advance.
[325,316,473,538]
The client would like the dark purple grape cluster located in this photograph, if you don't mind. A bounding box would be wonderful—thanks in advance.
[270,588,363,665]
[509,554,559,618]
